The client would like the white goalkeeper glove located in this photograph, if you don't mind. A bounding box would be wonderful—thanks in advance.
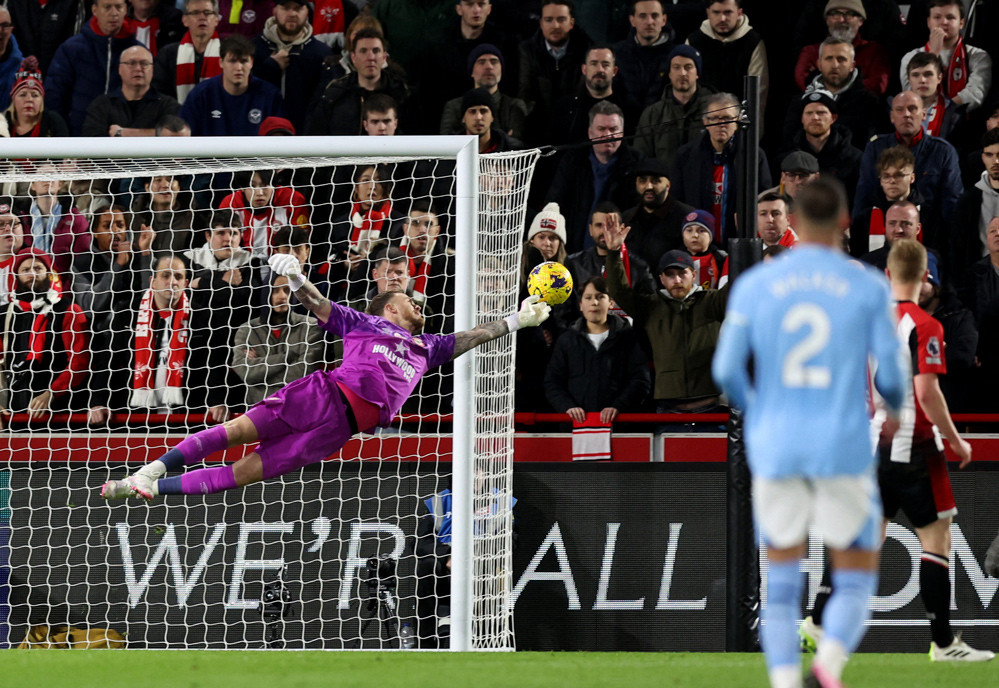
[504,294,551,333]
[268,254,306,291]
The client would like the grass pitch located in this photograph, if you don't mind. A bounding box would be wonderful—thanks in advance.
[2,651,996,688]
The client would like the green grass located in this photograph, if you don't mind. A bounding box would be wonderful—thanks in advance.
[1,651,997,688]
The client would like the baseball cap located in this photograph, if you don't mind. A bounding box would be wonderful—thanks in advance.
[781,151,820,174]
[681,209,716,235]
[657,249,695,274]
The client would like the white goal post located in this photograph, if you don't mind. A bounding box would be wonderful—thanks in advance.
[0,136,540,651]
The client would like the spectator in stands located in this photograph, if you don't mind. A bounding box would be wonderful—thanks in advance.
[128,0,184,55]
[70,200,153,335]
[544,274,651,423]
[0,198,25,304]
[850,146,922,258]
[861,200,926,270]
[44,0,140,136]
[774,151,820,202]
[686,0,768,109]
[349,246,411,312]
[620,158,694,270]
[397,201,450,329]
[0,248,88,424]
[458,88,522,153]
[920,252,978,412]
[612,1,675,114]
[6,0,86,73]
[180,34,283,136]
[155,113,192,136]
[604,220,728,415]
[962,217,999,410]
[794,0,890,96]
[855,90,963,226]
[787,37,882,151]
[757,191,799,249]
[3,57,69,137]
[26,175,91,276]
[671,92,771,244]
[83,45,180,137]
[0,6,23,112]
[777,91,862,205]
[217,0,273,38]
[633,44,712,169]
[154,0,222,105]
[960,103,999,188]
[518,0,591,143]
[305,28,410,136]
[907,52,966,144]
[681,209,728,290]
[901,0,992,112]
[548,45,629,145]
[565,202,655,302]
[439,45,528,140]
[953,128,999,271]
[131,176,195,253]
[218,168,309,258]
[312,14,385,91]
[547,100,641,253]
[252,0,332,132]
[362,94,399,136]
[233,273,323,406]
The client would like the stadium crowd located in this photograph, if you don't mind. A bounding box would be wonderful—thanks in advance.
[3,0,999,426]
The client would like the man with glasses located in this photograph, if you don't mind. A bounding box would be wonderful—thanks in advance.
[0,6,24,112]
[44,0,140,135]
[82,45,180,136]
[155,0,222,104]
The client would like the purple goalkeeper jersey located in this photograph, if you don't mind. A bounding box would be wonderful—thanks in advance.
[319,301,455,427]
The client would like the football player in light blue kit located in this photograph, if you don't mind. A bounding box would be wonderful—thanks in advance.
[712,179,907,688]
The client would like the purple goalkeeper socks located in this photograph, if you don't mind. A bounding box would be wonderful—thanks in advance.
[159,425,231,470]
[158,465,238,495]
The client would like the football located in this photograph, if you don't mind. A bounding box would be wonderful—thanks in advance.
[527,261,573,305]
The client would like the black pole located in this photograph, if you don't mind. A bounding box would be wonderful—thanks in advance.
[725,75,763,653]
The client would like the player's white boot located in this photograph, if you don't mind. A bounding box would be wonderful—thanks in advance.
[100,473,156,501]
[930,633,995,662]
[800,616,824,652]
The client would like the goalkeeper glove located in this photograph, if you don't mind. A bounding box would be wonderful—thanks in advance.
[504,294,551,333]
[268,254,306,291]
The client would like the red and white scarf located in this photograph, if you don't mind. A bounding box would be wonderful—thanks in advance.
[925,91,946,137]
[571,412,612,461]
[928,39,968,100]
[176,31,221,104]
[131,288,189,408]
[128,16,161,55]
[14,288,61,361]
[349,199,392,254]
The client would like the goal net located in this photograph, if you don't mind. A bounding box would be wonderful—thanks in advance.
[0,137,540,650]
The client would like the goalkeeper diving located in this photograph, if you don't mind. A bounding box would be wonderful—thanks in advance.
[102,254,550,500]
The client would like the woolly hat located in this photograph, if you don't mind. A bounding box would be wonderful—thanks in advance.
[527,203,567,245]
[681,209,716,236]
[461,87,494,115]
[668,45,702,76]
[13,246,53,274]
[801,89,839,115]
[11,56,44,99]
[825,0,866,20]
[259,116,296,136]
[467,43,504,75]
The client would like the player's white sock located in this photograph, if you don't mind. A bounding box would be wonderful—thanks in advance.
[768,665,802,688]
[814,638,849,681]
[136,460,167,480]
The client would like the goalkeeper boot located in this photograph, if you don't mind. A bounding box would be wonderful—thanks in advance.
[126,472,157,501]
[800,616,824,653]
[930,633,995,662]
[101,476,138,500]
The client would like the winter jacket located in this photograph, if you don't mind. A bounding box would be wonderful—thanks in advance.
[517,27,591,141]
[633,84,715,168]
[233,310,323,406]
[605,248,728,402]
[252,18,332,132]
[786,71,884,151]
[686,16,768,109]
[795,36,891,96]
[44,20,140,136]
[612,26,676,113]
[901,44,993,111]
[620,195,695,270]
[4,109,70,137]
[854,131,963,225]
[952,174,999,274]
[305,69,411,136]
[26,202,92,276]
[777,126,862,206]
[81,87,180,137]
[6,0,86,72]
[217,0,274,38]
[547,86,632,145]
[544,314,650,413]
[439,91,529,140]
[0,35,25,112]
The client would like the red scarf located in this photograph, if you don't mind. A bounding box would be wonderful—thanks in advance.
[176,31,222,104]
[691,253,722,290]
[131,288,189,407]
[89,16,133,39]
[927,39,968,100]
[407,255,431,298]
[14,289,60,361]
[868,207,886,252]
[711,164,725,242]
[925,91,946,137]
[348,199,392,254]
[895,127,924,147]
[128,16,162,55]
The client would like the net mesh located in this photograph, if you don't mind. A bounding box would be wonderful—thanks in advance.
[0,145,540,650]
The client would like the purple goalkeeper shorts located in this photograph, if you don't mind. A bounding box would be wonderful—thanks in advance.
[243,371,355,479]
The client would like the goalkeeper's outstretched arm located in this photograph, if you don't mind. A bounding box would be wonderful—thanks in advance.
[451,295,550,359]
[269,254,331,322]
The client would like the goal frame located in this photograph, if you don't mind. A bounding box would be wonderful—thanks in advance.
[1,135,483,651]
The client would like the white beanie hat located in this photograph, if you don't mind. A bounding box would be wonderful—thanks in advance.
[527,202,567,245]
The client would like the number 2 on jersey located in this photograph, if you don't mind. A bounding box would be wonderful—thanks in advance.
[781,303,832,389]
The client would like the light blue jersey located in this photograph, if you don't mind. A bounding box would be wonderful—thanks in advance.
[713,245,906,479]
